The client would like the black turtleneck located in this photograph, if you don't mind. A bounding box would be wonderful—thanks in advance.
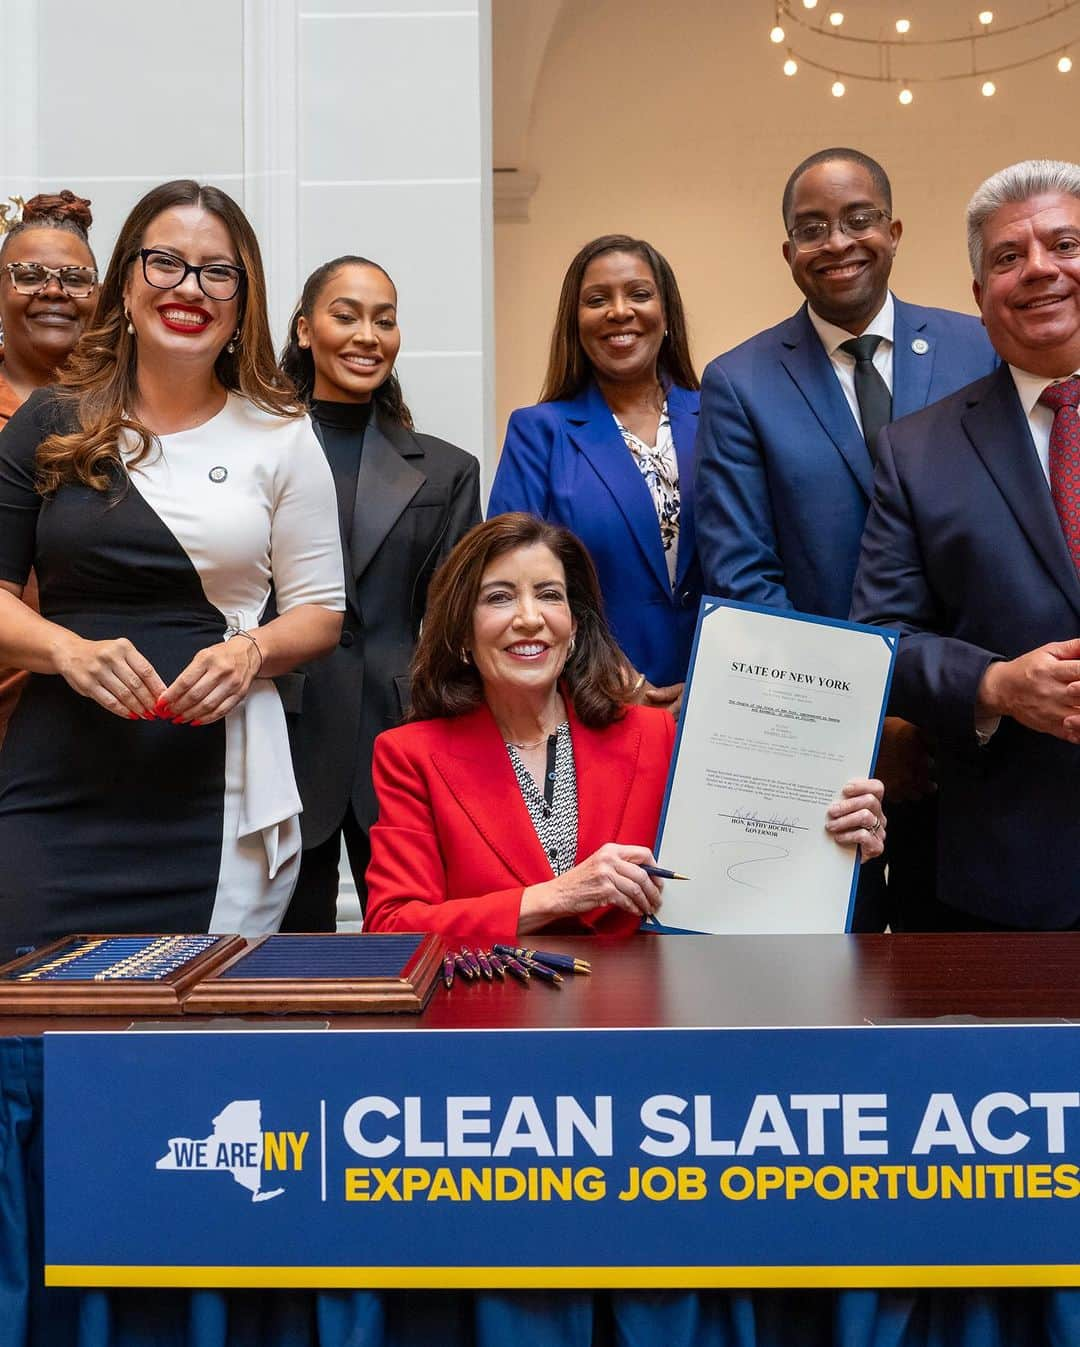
[309,398,373,550]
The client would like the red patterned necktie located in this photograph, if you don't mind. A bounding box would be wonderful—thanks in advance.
[1039,376,1080,570]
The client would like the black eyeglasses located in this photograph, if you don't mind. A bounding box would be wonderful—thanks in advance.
[136,248,246,301]
[787,208,893,253]
[3,261,98,298]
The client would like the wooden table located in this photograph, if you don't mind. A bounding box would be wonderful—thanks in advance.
[5,932,1079,1034]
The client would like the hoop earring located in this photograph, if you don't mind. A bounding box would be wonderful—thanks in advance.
[460,648,471,666]
[567,635,577,658]
[227,327,240,355]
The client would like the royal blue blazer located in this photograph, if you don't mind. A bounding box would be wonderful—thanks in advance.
[694,298,998,620]
[489,380,702,687]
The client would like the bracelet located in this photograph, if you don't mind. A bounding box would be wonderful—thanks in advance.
[225,627,264,675]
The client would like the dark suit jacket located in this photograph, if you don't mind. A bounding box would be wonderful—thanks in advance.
[694,297,998,619]
[365,700,676,945]
[284,411,480,848]
[488,381,702,687]
[851,364,1080,928]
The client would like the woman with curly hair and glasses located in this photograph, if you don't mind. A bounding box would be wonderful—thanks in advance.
[0,189,99,743]
[0,180,344,957]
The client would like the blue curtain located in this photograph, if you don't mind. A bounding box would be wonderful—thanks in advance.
[3,1036,1077,1347]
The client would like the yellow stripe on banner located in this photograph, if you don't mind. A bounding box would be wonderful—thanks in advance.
[43,1264,1080,1290]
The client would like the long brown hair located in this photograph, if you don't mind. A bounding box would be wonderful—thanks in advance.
[37,180,299,495]
[410,513,629,728]
[279,255,414,428]
[539,234,699,404]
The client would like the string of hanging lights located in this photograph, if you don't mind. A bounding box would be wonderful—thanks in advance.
[767,0,1079,103]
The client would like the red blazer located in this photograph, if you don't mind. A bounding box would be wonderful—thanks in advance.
[365,699,676,944]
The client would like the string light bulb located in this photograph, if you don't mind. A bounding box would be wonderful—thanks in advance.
[978,11,993,25]
[831,78,846,96]
[895,18,911,34]
[828,11,844,26]
[1058,54,1073,73]
[770,24,785,42]
[981,79,996,96]
[802,0,819,7]
[783,56,799,76]
[898,85,914,104]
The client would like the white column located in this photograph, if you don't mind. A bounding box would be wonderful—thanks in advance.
[242,0,301,345]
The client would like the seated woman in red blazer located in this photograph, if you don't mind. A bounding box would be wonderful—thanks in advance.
[364,513,885,944]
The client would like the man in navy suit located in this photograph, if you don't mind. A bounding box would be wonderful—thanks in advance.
[694,147,997,930]
[852,159,1080,930]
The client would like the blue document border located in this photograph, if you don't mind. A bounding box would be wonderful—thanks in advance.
[649,597,898,935]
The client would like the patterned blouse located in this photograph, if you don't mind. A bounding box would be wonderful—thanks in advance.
[613,401,680,587]
[505,721,578,876]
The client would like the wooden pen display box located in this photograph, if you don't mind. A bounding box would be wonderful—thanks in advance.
[180,932,444,1015]
[0,934,246,1016]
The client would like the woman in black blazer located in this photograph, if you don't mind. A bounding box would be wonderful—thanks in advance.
[279,255,481,928]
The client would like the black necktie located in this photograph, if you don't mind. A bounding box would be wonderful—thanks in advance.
[839,334,892,464]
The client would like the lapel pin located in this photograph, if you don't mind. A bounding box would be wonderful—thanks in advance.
[911,338,930,355]
[209,466,228,483]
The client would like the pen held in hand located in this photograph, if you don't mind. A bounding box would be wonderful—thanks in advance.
[642,864,690,881]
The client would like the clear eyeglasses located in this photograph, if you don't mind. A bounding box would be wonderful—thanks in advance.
[3,262,99,298]
[136,248,246,301]
[787,208,892,252]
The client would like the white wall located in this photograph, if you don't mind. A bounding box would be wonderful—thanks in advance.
[0,0,494,478]
[0,0,494,915]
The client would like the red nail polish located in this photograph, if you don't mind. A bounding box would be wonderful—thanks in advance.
[191,720,203,727]
[172,715,185,724]
[142,713,155,721]
[128,712,140,720]
[158,702,172,718]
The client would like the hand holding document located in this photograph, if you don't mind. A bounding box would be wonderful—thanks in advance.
[652,601,896,934]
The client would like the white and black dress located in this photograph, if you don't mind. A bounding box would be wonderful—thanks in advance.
[0,390,345,958]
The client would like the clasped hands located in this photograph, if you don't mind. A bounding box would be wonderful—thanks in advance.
[976,637,1080,743]
[55,631,262,725]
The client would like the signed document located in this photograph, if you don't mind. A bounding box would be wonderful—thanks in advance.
[652,601,896,934]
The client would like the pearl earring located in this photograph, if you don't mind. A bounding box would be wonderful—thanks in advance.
[227,327,240,355]
[125,310,134,335]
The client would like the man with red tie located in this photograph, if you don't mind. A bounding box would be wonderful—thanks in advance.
[852,159,1080,929]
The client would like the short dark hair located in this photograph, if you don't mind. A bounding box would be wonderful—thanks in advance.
[409,513,630,728]
[539,234,699,403]
[782,149,893,228]
[279,255,413,428]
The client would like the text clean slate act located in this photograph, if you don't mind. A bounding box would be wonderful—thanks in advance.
[653,601,896,934]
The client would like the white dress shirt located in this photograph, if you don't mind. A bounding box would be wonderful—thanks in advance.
[1008,365,1080,484]
[807,293,895,436]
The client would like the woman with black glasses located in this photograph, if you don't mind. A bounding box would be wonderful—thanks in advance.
[0,180,345,957]
[0,189,99,743]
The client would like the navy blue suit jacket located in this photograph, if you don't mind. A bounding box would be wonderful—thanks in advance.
[489,381,702,687]
[694,297,997,619]
[851,364,1080,928]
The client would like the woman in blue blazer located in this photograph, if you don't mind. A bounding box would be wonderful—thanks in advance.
[489,234,701,712]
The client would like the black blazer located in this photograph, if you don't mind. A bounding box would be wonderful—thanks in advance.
[284,409,481,847]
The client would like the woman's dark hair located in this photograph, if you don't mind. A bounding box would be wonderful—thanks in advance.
[0,190,96,265]
[36,179,298,495]
[279,255,413,429]
[410,513,630,728]
[539,234,699,403]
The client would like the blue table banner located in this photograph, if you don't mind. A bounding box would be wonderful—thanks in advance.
[43,1025,1080,1289]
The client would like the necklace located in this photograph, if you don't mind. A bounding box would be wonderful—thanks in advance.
[506,729,558,751]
